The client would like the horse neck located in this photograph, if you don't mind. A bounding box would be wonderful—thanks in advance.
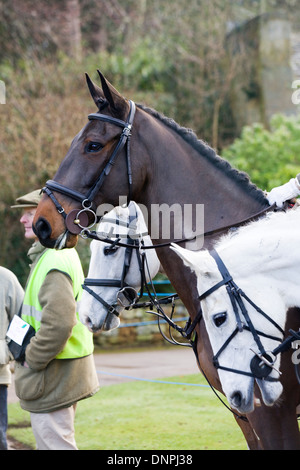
[136,108,268,247]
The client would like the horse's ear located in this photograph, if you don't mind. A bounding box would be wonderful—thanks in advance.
[171,244,199,273]
[171,244,215,277]
[97,70,126,113]
[85,73,106,109]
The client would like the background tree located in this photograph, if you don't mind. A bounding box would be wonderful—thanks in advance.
[0,0,299,283]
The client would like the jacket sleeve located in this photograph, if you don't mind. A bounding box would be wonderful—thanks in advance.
[25,270,77,371]
[0,268,24,365]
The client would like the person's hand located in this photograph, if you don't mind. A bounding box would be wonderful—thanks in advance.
[267,178,300,208]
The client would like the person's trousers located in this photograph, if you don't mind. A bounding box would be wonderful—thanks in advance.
[0,385,8,450]
[30,404,78,450]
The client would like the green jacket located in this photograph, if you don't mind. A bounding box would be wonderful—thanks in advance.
[22,245,93,359]
[14,242,99,413]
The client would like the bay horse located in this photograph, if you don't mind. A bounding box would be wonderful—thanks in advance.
[33,70,300,449]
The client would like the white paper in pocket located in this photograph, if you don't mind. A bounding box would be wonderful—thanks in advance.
[6,316,31,346]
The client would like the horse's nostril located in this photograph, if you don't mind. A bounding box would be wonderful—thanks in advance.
[34,217,52,241]
[85,316,102,333]
[231,391,243,408]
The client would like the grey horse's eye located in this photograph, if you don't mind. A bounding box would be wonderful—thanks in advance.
[104,246,119,256]
[213,312,227,327]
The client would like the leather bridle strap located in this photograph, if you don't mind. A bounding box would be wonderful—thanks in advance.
[82,283,120,317]
[42,186,68,219]
[43,181,88,206]
[86,100,136,203]
[42,100,136,228]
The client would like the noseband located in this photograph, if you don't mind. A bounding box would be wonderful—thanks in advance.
[199,249,285,382]
[42,100,136,234]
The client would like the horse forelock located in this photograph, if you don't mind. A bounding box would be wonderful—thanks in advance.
[136,103,268,206]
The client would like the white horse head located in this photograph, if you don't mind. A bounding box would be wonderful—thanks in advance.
[79,201,160,332]
[171,207,300,414]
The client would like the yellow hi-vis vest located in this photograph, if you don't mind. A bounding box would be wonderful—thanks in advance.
[22,248,93,359]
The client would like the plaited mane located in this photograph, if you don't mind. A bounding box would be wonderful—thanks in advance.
[137,103,268,205]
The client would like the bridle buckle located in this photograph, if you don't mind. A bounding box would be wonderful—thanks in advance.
[117,286,139,308]
[250,348,281,376]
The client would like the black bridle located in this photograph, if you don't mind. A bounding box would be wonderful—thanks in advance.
[199,248,285,382]
[82,238,141,318]
[42,100,136,234]
[82,206,142,321]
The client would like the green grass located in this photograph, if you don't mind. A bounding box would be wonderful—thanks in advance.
[8,374,247,450]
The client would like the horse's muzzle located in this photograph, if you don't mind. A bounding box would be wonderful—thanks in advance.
[33,217,56,248]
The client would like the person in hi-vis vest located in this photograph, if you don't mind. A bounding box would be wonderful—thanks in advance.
[11,190,99,450]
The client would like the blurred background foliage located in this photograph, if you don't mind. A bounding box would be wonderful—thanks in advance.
[0,0,299,285]
[223,113,300,189]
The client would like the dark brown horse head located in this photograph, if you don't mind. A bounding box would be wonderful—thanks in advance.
[33,71,146,248]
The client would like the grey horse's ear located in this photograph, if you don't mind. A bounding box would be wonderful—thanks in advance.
[170,243,215,277]
[85,73,106,109]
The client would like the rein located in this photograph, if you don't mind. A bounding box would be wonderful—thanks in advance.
[81,203,276,250]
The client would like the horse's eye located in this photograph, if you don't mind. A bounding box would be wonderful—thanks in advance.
[85,141,103,153]
[213,312,227,327]
[104,246,119,256]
